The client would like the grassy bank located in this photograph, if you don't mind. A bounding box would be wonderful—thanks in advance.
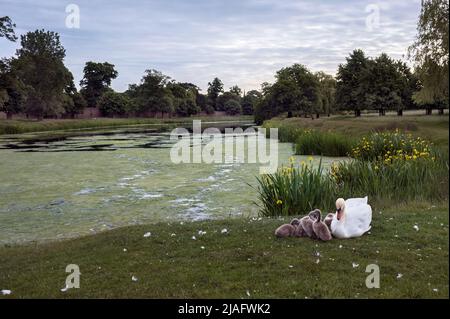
[0,205,448,299]
[0,115,254,135]
[264,114,449,151]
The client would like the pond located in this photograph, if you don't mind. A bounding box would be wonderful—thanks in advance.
[0,125,344,244]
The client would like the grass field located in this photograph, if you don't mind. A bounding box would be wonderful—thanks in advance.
[0,115,254,135]
[264,113,449,150]
[0,113,448,299]
[0,205,447,298]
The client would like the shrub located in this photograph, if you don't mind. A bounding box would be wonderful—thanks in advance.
[98,91,131,117]
[351,130,436,163]
[224,99,242,115]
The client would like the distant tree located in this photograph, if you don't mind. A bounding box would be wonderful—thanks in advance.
[0,16,17,42]
[207,77,223,109]
[216,91,240,111]
[336,49,370,116]
[167,82,200,117]
[80,62,118,107]
[14,29,72,119]
[396,61,420,115]
[128,69,171,116]
[223,99,241,115]
[364,54,420,116]
[229,85,242,96]
[159,95,174,118]
[0,58,26,119]
[196,93,208,112]
[98,91,131,117]
[274,64,320,117]
[241,90,261,115]
[63,92,87,118]
[409,0,449,114]
[315,72,336,117]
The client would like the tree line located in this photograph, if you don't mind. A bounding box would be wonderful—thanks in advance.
[1,0,448,121]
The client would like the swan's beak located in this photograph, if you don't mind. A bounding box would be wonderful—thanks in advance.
[336,208,343,221]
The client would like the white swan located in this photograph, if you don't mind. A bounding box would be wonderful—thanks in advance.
[331,197,372,239]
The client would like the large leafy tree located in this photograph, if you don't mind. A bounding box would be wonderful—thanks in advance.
[168,82,200,117]
[241,90,261,115]
[216,91,241,111]
[14,29,72,119]
[0,58,26,119]
[336,49,370,116]
[223,99,242,115]
[80,62,118,107]
[98,91,132,117]
[126,69,173,116]
[409,0,449,114]
[276,64,320,117]
[315,71,336,117]
[365,54,404,116]
[229,85,242,96]
[254,64,320,122]
[0,16,17,42]
[207,77,223,110]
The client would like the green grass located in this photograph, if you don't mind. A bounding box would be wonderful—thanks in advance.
[267,126,355,156]
[0,205,447,298]
[264,113,449,151]
[295,130,353,156]
[0,115,254,135]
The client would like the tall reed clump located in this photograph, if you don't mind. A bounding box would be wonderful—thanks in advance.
[254,159,336,217]
[330,157,449,204]
[295,129,354,156]
[254,131,448,217]
[264,125,355,157]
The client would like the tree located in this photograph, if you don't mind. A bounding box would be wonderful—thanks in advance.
[409,0,449,114]
[80,62,118,107]
[223,99,241,115]
[0,58,26,119]
[127,69,171,116]
[168,82,200,117]
[336,49,370,116]
[216,91,240,111]
[159,95,174,118]
[14,29,72,119]
[63,92,87,118]
[241,90,261,115]
[229,85,242,96]
[98,91,131,117]
[207,77,223,110]
[196,93,208,112]
[276,64,320,118]
[0,16,17,42]
[315,72,336,117]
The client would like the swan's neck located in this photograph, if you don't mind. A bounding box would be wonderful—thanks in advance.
[338,208,346,224]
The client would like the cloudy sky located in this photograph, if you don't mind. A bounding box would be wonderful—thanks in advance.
[0,0,421,92]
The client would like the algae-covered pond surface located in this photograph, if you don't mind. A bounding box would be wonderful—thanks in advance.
[0,127,342,244]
